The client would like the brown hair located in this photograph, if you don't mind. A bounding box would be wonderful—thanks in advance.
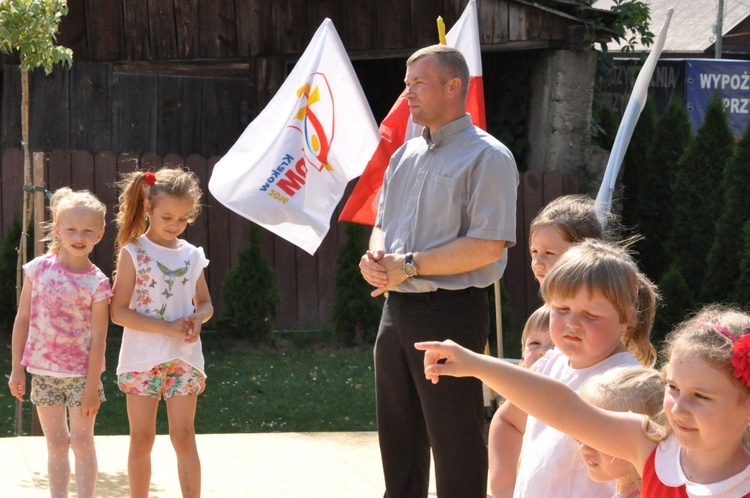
[43,187,106,254]
[541,239,658,367]
[115,166,202,255]
[407,44,469,101]
[529,195,604,247]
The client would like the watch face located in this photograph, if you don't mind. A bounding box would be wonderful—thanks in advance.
[403,263,417,277]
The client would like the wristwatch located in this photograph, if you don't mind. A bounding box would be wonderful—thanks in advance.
[403,252,418,278]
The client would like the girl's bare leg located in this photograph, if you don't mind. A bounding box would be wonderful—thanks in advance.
[68,408,98,498]
[166,395,200,498]
[37,405,71,498]
[126,394,160,498]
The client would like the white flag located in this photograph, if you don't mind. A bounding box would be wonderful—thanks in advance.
[595,8,673,225]
[209,19,379,254]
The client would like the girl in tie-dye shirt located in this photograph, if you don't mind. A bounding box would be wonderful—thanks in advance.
[8,188,110,498]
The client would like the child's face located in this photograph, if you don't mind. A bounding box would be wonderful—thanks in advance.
[530,226,571,283]
[54,206,104,259]
[577,439,632,483]
[521,329,553,368]
[146,194,194,247]
[664,348,750,455]
[548,287,627,369]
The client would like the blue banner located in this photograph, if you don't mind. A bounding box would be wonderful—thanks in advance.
[599,59,685,117]
[686,59,750,137]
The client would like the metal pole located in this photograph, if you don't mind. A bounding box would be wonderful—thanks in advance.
[493,280,503,358]
[30,153,45,436]
[716,0,724,59]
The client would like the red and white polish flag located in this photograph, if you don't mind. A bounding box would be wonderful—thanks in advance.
[339,0,486,225]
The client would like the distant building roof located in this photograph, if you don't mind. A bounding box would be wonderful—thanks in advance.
[592,0,750,55]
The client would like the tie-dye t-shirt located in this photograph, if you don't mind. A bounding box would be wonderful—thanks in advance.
[21,254,112,376]
[116,235,209,376]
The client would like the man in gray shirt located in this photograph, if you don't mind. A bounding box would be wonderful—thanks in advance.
[360,45,518,498]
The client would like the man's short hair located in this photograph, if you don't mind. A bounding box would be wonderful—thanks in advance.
[407,45,469,100]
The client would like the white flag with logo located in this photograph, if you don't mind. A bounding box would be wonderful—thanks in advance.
[209,18,379,254]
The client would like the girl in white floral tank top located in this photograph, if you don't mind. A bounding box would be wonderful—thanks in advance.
[111,167,213,498]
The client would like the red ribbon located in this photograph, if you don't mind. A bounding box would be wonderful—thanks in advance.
[143,171,156,186]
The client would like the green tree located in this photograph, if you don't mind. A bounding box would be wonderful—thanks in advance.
[655,263,694,345]
[620,98,656,231]
[732,220,750,308]
[667,95,734,297]
[635,98,692,282]
[591,101,619,150]
[217,225,279,343]
[0,218,23,338]
[702,122,750,302]
[0,0,72,304]
[332,223,382,346]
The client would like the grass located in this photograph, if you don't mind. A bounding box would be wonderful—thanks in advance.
[0,329,377,437]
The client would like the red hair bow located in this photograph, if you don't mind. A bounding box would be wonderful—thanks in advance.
[700,322,750,388]
[731,335,750,388]
[143,171,156,186]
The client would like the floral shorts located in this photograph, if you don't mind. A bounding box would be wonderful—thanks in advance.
[30,374,106,408]
[118,359,205,399]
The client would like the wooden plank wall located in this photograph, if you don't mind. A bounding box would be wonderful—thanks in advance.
[0,148,577,329]
[1,64,251,158]
[0,0,571,65]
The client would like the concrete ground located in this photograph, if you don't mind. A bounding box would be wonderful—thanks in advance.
[0,432,448,497]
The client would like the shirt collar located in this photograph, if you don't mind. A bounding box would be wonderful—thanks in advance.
[422,114,473,148]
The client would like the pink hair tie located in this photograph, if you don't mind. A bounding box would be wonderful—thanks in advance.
[143,171,156,186]
[698,322,736,341]
[699,322,750,388]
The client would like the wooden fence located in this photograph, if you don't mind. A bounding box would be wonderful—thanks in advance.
[0,148,577,330]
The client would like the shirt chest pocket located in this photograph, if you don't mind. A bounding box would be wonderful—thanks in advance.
[423,174,466,228]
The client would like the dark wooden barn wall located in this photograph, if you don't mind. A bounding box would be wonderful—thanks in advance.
[0,0,571,66]
[1,63,251,157]
[0,0,572,159]
[0,148,577,330]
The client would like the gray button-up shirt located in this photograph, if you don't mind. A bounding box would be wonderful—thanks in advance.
[376,115,518,293]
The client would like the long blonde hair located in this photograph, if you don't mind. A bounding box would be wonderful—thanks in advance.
[541,239,658,366]
[580,366,668,443]
[114,166,202,255]
[43,187,106,255]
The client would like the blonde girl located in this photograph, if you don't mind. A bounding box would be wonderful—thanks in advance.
[110,167,213,498]
[417,304,750,497]
[489,195,605,493]
[483,238,658,497]
[577,366,667,498]
[529,194,603,283]
[520,305,553,369]
[8,188,110,498]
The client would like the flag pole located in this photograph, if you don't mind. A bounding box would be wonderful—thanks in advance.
[494,280,503,359]
[438,11,503,362]
[594,9,673,226]
[437,16,447,45]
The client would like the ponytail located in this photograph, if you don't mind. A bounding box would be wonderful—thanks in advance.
[115,171,150,256]
[624,273,658,367]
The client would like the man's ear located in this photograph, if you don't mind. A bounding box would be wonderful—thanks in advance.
[447,76,462,97]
